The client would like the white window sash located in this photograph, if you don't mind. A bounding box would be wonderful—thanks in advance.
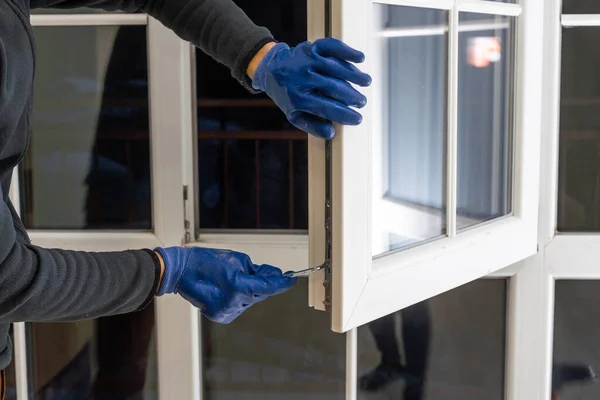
[319,0,540,334]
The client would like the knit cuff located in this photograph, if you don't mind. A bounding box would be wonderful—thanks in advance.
[251,42,290,92]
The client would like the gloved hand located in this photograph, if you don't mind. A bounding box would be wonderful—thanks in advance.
[155,247,297,323]
[252,38,372,139]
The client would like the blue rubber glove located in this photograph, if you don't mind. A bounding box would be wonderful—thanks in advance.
[155,247,297,323]
[252,38,372,139]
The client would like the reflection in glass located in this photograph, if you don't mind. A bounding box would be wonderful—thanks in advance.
[358,279,507,400]
[562,0,600,14]
[457,14,513,230]
[27,302,158,398]
[197,0,308,231]
[21,26,151,230]
[372,5,448,256]
[22,26,158,399]
[202,280,345,400]
[553,281,600,399]
[558,28,600,231]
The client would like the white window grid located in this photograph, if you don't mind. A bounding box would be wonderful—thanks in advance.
[8,1,599,399]
[305,0,545,335]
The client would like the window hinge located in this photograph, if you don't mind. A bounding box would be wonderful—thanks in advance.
[183,185,191,243]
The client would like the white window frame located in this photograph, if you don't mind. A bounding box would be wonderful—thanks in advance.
[9,13,199,400]
[524,2,600,399]
[12,1,599,399]
[307,0,544,333]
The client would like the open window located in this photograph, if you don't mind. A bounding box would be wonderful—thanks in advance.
[309,0,543,333]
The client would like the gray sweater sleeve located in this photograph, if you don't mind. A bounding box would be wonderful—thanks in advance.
[30,0,275,91]
[0,184,161,323]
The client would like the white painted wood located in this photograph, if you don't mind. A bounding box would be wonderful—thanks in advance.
[329,0,373,333]
[447,3,459,238]
[457,0,521,17]
[505,256,554,400]
[546,235,600,278]
[30,14,147,26]
[147,18,199,400]
[188,234,309,272]
[538,0,563,244]
[346,329,357,400]
[28,231,161,250]
[148,18,187,248]
[378,20,510,37]
[329,0,543,332]
[370,2,390,264]
[507,2,566,400]
[8,171,29,400]
[12,323,29,400]
[371,0,522,16]
[561,14,600,27]
[373,0,453,10]
[350,219,536,329]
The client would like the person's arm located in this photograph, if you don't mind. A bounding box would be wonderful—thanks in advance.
[30,0,275,91]
[0,183,162,323]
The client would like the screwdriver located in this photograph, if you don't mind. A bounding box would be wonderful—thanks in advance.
[284,262,326,278]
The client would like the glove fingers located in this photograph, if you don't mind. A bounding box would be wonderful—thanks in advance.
[314,38,366,63]
[252,263,286,277]
[300,94,363,126]
[289,112,335,139]
[316,57,372,87]
[313,74,367,108]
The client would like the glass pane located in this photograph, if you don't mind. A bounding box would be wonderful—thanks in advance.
[562,0,600,14]
[358,279,507,399]
[457,14,513,230]
[553,281,600,399]
[21,26,151,230]
[197,0,308,231]
[202,280,345,400]
[27,303,158,398]
[558,28,600,231]
[372,4,448,256]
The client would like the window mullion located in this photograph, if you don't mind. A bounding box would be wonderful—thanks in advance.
[346,328,357,400]
[9,171,28,400]
[505,256,555,400]
[147,17,199,400]
[13,323,28,400]
[446,4,459,238]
